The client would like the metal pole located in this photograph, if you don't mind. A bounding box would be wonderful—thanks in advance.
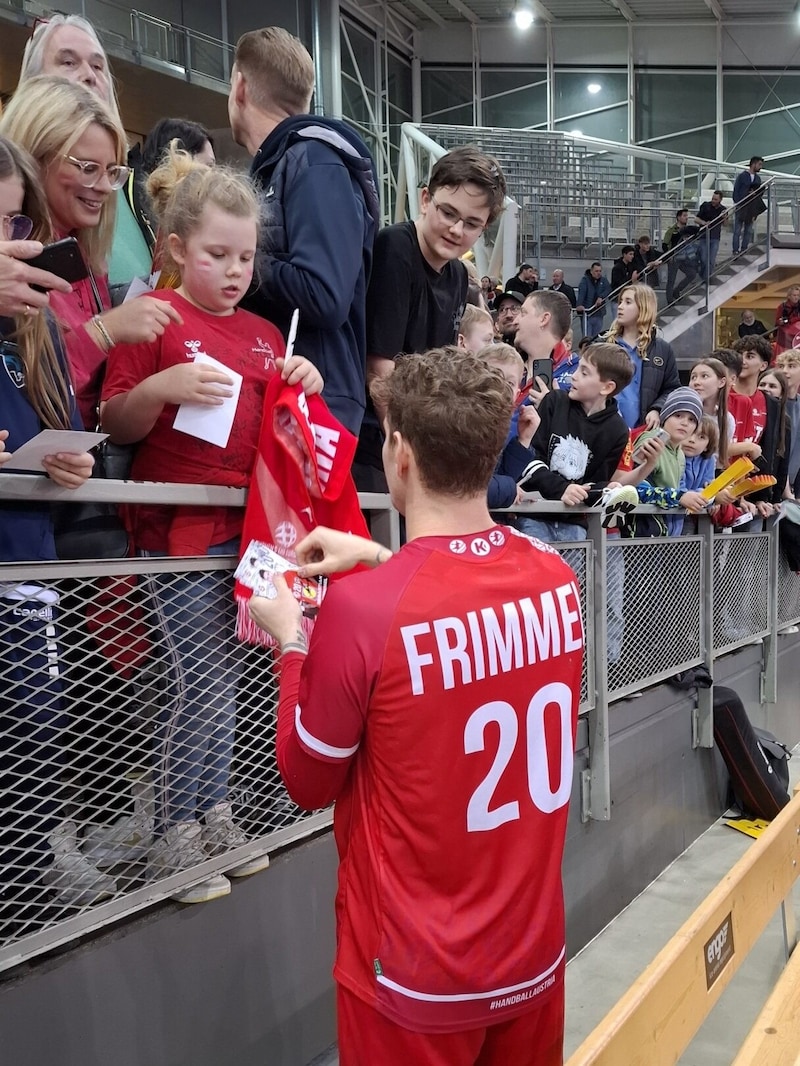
[580,512,611,822]
[546,24,554,132]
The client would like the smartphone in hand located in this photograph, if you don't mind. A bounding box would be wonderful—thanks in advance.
[27,237,89,292]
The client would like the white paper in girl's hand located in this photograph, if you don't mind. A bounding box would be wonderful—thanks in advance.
[173,353,243,448]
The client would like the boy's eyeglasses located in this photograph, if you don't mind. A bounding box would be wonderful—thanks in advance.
[1,214,34,241]
[63,156,131,191]
[430,195,486,236]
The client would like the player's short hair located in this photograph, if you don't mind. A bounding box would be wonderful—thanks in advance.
[776,348,800,367]
[458,304,493,333]
[428,146,507,225]
[372,350,513,497]
[234,28,315,115]
[731,335,772,363]
[524,288,572,341]
[582,342,635,396]
[696,414,719,459]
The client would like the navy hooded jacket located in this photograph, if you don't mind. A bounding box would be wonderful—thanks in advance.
[242,115,381,436]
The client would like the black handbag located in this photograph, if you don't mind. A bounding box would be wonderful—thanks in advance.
[52,440,130,560]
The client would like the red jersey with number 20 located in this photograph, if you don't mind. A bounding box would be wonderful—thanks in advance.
[291,525,583,1033]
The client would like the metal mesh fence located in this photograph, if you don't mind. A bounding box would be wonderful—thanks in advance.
[606,537,704,698]
[553,541,592,712]
[713,533,770,650]
[0,558,312,967]
[777,552,800,628]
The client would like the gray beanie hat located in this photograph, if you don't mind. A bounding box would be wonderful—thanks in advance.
[659,386,703,427]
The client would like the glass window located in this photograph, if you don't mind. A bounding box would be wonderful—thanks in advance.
[555,105,628,144]
[482,70,547,129]
[636,72,716,141]
[554,71,626,120]
[725,109,800,163]
[724,73,800,121]
[341,18,376,89]
[386,49,413,118]
[342,75,376,130]
[421,68,474,124]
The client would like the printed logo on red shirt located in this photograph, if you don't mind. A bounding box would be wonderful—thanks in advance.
[488,529,506,546]
[470,537,491,556]
[449,539,467,554]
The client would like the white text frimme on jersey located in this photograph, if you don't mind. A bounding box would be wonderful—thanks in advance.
[400,581,584,695]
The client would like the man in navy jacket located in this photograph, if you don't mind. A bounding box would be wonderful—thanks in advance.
[229,27,380,436]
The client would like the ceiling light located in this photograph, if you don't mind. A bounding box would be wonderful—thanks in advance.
[587,82,602,94]
[514,6,534,30]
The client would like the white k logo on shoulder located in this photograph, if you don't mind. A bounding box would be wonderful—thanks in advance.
[470,538,491,556]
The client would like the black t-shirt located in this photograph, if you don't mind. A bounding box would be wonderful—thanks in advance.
[738,320,768,338]
[359,221,467,463]
[697,201,726,232]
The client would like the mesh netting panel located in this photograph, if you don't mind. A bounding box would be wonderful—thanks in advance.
[606,538,703,695]
[778,552,800,626]
[0,564,305,956]
[554,542,592,711]
[713,533,770,648]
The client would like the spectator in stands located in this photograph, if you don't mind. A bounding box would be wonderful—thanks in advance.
[682,415,719,493]
[0,134,111,911]
[353,146,506,491]
[695,190,727,276]
[463,258,487,309]
[632,235,661,289]
[101,147,322,903]
[605,283,681,430]
[576,261,611,339]
[732,156,764,254]
[776,350,800,496]
[476,342,538,509]
[248,350,582,1066]
[494,289,524,344]
[506,262,538,297]
[662,209,700,302]
[549,268,576,308]
[711,346,742,388]
[516,342,635,545]
[228,26,380,436]
[480,274,494,305]
[738,310,768,339]
[128,117,215,260]
[19,14,153,299]
[610,245,638,320]
[776,285,800,330]
[688,357,731,467]
[629,387,708,535]
[515,289,572,389]
[0,78,183,431]
[552,327,579,391]
[457,304,495,352]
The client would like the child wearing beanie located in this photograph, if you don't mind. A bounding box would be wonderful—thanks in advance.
[629,386,709,534]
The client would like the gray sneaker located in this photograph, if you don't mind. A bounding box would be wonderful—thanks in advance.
[148,821,231,904]
[202,801,271,878]
[44,821,117,907]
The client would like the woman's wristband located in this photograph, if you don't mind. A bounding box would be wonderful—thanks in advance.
[90,315,115,353]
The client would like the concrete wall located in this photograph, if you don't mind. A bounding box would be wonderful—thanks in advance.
[0,641,797,1066]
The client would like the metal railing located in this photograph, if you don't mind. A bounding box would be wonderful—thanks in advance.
[0,478,796,975]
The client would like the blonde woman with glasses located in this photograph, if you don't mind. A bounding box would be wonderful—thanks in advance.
[0,77,182,429]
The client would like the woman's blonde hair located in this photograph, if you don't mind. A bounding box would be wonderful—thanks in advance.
[0,135,72,429]
[605,282,657,359]
[146,142,259,275]
[0,76,127,270]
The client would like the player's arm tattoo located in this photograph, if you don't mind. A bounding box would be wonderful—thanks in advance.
[281,628,308,656]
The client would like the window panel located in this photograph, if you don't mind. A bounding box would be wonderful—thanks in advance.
[421,68,474,124]
[724,73,800,121]
[555,71,626,120]
[636,73,716,141]
[483,79,547,129]
[725,109,800,163]
[341,18,376,90]
[555,105,628,144]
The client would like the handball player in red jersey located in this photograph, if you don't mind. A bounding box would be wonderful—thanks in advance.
[249,350,584,1066]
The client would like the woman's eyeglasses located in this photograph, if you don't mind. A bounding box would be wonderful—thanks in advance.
[63,156,131,191]
[1,214,34,241]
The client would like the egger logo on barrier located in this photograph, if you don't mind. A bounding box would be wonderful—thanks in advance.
[704,913,735,989]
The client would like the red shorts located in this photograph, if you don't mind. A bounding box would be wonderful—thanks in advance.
[337,984,564,1066]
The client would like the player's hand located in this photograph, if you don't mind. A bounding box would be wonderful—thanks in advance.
[96,295,183,347]
[42,450,95,488]
[0,240,72,317]
[742,441,763,460]
[0,429,11,467]
[248,579,303,648]
[562,483,590,506]
[295,527,389,577]
[152,363,234,405]
[277,355,324,396]
[644,410,661,430]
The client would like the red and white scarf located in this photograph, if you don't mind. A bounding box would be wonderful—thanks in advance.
[235,374,369,646]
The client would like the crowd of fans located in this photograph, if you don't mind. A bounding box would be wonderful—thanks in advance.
[0,13,797,940]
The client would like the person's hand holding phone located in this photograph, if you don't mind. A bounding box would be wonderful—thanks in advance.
[0,240,72,316]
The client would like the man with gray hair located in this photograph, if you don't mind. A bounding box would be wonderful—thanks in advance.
[229,27,380,435]
[549,268,576,308]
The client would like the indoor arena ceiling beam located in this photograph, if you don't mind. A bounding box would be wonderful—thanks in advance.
[610,0,636,20]
[401,0,447,27]
[704,0,726,18]
[445,0,480,22]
